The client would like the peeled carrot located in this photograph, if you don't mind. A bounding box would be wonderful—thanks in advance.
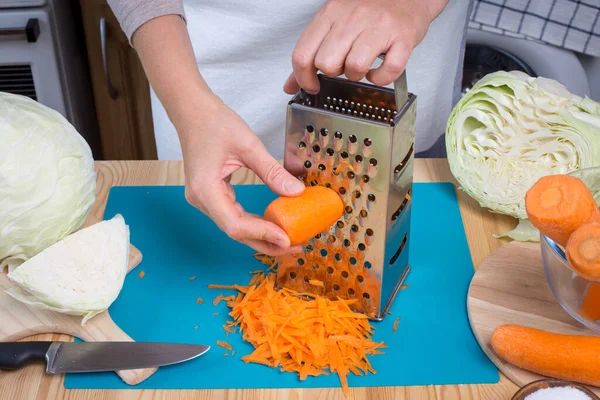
[580,282,600,321]
[525,175,600,247]
[567,222,600,281]
[491,324,600,386]
[264,186,344,245]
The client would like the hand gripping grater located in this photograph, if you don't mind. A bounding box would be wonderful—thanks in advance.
[276,56,417,321]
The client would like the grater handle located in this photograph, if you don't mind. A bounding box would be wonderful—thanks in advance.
[377,53,408,109]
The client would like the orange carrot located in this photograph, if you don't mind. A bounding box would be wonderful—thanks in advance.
[138,271,145,279]
[491,324,600,386]
[309,279,324,287]
[580,282,600,321]
[189,276,196,281]
[567,222,600,281]
[196,297,204,305]
[209,272,386,398]
[264,186,344,245]
[392,317,400,333]
[525,175,600,247]
[217,340,233,351]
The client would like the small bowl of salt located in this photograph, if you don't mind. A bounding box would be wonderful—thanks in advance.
[512,379,599,400]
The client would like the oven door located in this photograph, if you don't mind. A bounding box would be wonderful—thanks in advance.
[0,8,66,117]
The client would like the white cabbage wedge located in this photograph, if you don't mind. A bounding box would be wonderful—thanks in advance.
[6,214,130,325]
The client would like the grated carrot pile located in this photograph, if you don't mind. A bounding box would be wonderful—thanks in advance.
[211,271,386,397]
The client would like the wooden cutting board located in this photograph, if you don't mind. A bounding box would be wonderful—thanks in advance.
[0,214,156,385]
[467,241,600,396]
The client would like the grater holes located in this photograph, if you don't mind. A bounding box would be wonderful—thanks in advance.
[336,221,345,229]
[389,234,408,266]
[353,190,361,199]
[348,135,357,143]
[341,270,349,279]
[326,148,334,156]
[362,175,370,183]
[339,187,347,195]
[318,164,326,171]
[333,283,341,291]
[358,243,366,251]
[347,171,355,180]
[344,239,351,247]
[289,271,297,279]
[334,131,343,139]
[312,144,321,153]
[355,155,363,163]
[349,257,357,265]
[306,244,314,252]
[320,249,328,257]
[364,261,372,269]
[306,125,314,133]
[340,151,349,159]
[326,266,334,275]
[356,274,364,284]
[366,228,374,236]
[320,128,328,136]
[394,144,414,174]
[369,158,377,167]
[362,292,370,300]
[360,210,368,218]
[298,141,306,149]
[304,160,312,169]
[325,183,332,189]
[334,253,342,261]
[364,138,372,146]
[348,288,356,297]
[328,235,336,243]
[310,180,319,186]
[392,189,412,221]
[297,258,305,266]
[315,233,322,239]
[345,206,353,214]
[304,275,310,284]
[351,224,359,232]
[368,194,376,202]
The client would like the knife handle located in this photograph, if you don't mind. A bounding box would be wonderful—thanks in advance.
[0,342,53,370]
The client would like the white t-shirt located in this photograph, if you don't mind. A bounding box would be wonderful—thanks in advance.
[117,0,473,159]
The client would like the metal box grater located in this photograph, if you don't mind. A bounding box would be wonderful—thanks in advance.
[276,65,417,321]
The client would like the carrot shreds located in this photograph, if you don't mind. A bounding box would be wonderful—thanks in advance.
[401,284,409,290]
[309,279,324,287]
[138,271,145,279]
[196,297,204,305]
[189,276,196,281]
[209,272,385,398]
[212,312,219,316]
[194,325,198,330]
[213,294,225,306]
[217,340,233,351]
[392,317,400,333]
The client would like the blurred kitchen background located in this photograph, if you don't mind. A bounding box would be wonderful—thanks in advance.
[0,0,598,161]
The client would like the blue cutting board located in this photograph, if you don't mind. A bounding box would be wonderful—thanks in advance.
[64,182,498,390]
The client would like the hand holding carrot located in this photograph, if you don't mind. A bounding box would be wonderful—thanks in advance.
[179,99,306,256]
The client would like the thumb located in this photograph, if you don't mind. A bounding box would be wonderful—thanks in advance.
[244,143,305,196]
[283,72,300,95]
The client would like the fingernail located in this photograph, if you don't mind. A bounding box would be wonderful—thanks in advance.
[284,179,305,195]
[275,237,290,249]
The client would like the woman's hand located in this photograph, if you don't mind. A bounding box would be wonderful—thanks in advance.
[283,0,448,94]
[179,98,306,256]
[131,15,305,256]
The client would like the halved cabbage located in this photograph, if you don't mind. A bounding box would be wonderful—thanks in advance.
[6,214,129,325]
[446,71,600,241]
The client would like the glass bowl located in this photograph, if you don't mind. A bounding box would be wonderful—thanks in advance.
[542,166,600,333]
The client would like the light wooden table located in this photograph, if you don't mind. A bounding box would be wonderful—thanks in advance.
[1,159,521,400]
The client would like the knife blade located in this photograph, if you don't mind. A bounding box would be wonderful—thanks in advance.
[0,341,210,373]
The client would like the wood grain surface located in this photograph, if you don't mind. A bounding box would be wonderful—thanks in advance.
[0,159,522,400]
[467,241,600,396]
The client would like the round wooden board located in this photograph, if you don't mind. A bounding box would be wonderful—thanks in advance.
[467,241,600,396]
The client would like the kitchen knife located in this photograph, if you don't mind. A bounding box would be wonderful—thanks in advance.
[0,341,210,373]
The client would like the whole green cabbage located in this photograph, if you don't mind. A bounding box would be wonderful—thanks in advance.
[446,71,600,241]
[0,92,96,272]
